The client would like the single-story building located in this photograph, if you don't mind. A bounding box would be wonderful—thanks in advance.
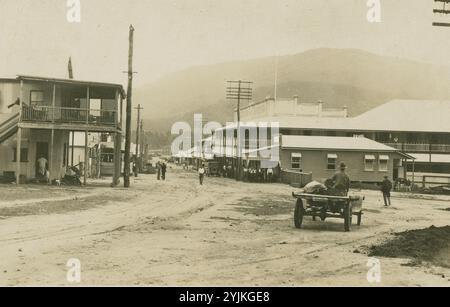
[279,135,413,183]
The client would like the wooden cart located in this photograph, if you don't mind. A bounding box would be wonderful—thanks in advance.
[292,192,364,232]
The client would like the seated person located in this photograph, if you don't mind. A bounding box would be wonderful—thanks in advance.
[328,162,350,196]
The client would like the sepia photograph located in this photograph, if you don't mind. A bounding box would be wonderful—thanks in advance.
[0,0,450,293]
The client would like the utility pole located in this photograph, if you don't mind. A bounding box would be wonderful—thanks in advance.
[134,104,144,174]
[433,0,450,26]
[226,80,253,181]
[140,119,145,170]
[124,25,135,188]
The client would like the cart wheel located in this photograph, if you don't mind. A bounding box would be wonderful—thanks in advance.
[344,205,352,232]
[357,212,362,226]
[294,199,304,229]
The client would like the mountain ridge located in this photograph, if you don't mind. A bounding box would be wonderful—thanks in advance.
[135,48,450,132]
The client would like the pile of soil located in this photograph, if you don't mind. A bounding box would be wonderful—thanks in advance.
[368,226,450,268]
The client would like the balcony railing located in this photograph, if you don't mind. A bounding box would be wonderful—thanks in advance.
[21,105,116,126]
[384,142,450,153]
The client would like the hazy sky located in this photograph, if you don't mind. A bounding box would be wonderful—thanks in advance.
[1,0,449,86]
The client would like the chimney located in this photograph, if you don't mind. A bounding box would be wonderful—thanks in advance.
[293,95,299,104]
[343,105,348,117]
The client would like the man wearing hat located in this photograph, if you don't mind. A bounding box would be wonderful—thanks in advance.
[330,162,350,196]
[380,175,393,206]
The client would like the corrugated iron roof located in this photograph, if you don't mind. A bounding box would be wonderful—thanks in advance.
[14,75,126,97]
[282,135,402,152]
[233,100,450,133]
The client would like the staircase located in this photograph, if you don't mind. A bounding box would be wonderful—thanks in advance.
[0,113,19,144]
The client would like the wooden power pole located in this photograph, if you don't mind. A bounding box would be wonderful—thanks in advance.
[134,104,144,174]
[226,80,253,181]
[124,25,135,188]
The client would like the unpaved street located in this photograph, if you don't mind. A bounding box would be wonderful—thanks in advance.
[0,166,449,286]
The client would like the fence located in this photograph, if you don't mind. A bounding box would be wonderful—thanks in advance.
[280,170,312,187]
[21,105,116,126]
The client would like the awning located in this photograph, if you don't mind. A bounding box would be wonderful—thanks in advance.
[365,155,376,160]
[379,155,390,160]
[327,153,338,159]
[291,153,302,158]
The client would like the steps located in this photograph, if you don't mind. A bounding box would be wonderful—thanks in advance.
[0,113,19,144]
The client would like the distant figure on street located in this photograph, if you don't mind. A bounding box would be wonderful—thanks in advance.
[133,162,138,177]
[381,175,393,207]
[330,162,350,196]
[198,164,206,185]
[267,168,274,182]
[161,162,167,181]
[156,161,161,180]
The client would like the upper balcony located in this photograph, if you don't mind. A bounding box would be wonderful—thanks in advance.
[13,75,125,132]
[21,105,116,126]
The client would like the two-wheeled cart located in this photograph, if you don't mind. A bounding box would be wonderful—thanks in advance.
[292,192,364,232]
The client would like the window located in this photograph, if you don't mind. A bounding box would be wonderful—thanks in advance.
[291,153,302,170]
[12,148,29,162]
[327,154,337,170]
[379,155,389,172]
[30,91,44,106]
[364,155,376,171]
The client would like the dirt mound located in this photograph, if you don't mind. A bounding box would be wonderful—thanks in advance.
[368,226,450,268]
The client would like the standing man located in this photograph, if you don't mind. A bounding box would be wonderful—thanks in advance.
[133,162,138,177]
[330,162,350,196]
[381,175,393,207]
[161,162,167,181]
[156,161,161,180]
[267,168,273,183]
[222,164,227,178]
[37,156,48,183]
[198,164,206,185]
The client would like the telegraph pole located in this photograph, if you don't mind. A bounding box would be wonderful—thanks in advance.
[124,25,135,188]
[433,0,450,26]
[226,80,253,181]
[134,104,144,174]
[140,119,145,170]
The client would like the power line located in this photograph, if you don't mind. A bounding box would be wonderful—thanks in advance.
[226,80,253,182]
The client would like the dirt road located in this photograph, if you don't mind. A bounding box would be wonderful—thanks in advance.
[0,166,449,286]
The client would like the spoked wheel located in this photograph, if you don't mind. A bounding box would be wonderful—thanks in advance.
[294,199,305,229]
[343,204,352,232]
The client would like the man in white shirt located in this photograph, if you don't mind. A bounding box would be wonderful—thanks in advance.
[198,164,206,185]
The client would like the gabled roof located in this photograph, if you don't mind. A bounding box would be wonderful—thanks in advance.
[281,135,410,156]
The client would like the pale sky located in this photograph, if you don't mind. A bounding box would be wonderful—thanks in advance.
[1,0,449,87]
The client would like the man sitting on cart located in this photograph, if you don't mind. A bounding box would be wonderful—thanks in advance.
[328,162,350,196]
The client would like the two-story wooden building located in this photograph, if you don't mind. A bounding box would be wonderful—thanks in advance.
[0,75,125,185]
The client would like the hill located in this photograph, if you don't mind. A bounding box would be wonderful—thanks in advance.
[135,48,450,132]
